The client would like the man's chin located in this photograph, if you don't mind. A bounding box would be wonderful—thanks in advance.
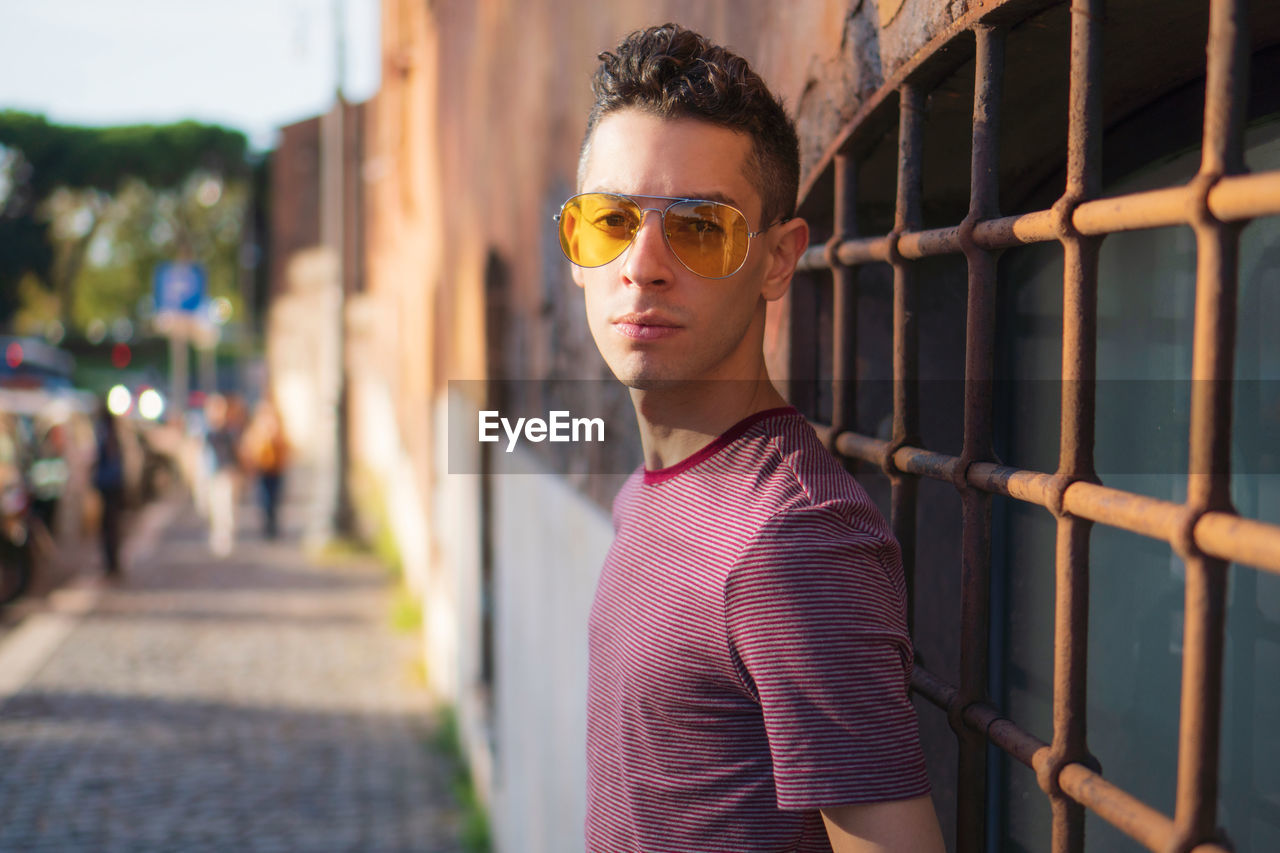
[615,376,671,392]
[605,360,670,390]
[606,356,717,392]
[613,374,712,393]
[609,369,682,392]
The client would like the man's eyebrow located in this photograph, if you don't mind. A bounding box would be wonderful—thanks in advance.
[585,188,745,208]
[678,190,741,206]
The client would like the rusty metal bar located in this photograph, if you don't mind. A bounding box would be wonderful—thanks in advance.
[1173,0,1249,849]
[951,24,1004,853]
[914,661,1233,853]
[973,705,1048,771]
[828,153,858,446]
[1195,513,1280,570]
[911,662,955,710]
[1040,3,1104,851]
[1206,169,1280,219]
[1053,479,1188,543]
[794,170,1280,272]
[913,665,1051,767]
[889,84,925,635]
[1058,762,1175,852]
[840,235,893,265]
[833,431,1280,575]
[1055,764,1234,853]
[1072,185,1216,235]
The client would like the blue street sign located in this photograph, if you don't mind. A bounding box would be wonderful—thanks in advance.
[153,262,207,314]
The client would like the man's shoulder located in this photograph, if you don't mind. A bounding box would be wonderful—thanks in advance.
[732,415,901,573]
[745,413,880,518]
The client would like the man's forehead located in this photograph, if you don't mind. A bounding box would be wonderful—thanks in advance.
[580,109,760,215]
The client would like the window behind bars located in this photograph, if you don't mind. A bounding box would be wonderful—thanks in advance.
[787,1,1280,850]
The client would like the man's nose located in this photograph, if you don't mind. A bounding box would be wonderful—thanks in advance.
[620,209,672,285]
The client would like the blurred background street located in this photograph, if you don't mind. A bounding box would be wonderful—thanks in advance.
[0,478,466,853]
[1,1,1278,851]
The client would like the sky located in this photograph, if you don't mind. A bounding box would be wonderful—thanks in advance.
[0,0,380,152]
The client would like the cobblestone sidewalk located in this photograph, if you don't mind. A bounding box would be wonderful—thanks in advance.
[0,496,464,853]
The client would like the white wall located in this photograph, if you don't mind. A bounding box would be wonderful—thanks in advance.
[489,450,612,853]
[356,383,614,852]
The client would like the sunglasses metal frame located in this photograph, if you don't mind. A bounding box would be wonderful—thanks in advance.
[553,192,783,279]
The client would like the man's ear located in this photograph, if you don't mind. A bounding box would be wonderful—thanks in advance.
[571,264,586,289]
[760,216,810,302]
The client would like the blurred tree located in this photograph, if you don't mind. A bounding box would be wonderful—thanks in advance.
[74,174,249,332]
[0,111,249,333]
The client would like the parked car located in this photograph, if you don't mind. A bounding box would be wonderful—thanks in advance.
[0,388,98,604]
[0,413,33,604]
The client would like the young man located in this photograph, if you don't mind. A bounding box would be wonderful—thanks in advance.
[558,23,945,853]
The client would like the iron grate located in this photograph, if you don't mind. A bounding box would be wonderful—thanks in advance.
[795,1,1279,850]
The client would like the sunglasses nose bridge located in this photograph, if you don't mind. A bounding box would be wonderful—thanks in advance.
[627,206,671,247]
[617,205,679,279]
[633,205,667,227]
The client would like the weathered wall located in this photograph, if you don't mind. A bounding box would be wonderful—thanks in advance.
[352,1,976,849]
[267,117,321,305]
[351,0,442,612]
[269,103,366,477]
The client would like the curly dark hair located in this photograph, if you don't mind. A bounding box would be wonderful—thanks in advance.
[580,23,800,227]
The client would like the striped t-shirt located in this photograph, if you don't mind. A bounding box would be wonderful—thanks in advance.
[586,407,930,852]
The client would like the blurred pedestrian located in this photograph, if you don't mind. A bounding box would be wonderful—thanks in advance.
[92,403,125,577]
[239,400,289,539]
[203,393,241,557]
[186,400,211,517]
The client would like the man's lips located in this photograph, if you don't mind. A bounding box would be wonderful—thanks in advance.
[612,312,681,340]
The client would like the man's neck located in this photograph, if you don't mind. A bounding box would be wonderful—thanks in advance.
[629,374,790,471]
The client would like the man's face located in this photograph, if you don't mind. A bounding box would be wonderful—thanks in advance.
[572,109,787,389]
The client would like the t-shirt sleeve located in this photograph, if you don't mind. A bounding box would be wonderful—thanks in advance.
[724,502,931,810]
